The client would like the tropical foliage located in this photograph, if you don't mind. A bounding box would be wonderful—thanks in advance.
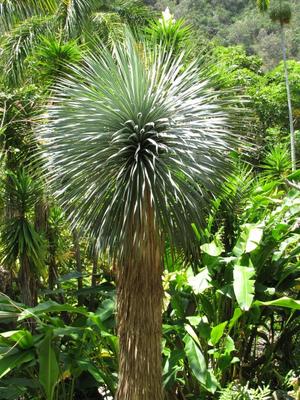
[0,1,299,400]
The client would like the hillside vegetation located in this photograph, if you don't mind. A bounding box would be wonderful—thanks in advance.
[150,0,300,69]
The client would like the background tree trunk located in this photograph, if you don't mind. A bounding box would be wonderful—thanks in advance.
[19,253,37,307]
[115,202,164,400]
[88,249,99,311]
[280,23,296,171]
[72,229,84,306]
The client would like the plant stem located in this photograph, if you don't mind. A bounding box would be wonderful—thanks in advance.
[280,24,296,171]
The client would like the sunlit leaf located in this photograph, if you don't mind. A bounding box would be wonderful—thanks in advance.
[233,264,255,311]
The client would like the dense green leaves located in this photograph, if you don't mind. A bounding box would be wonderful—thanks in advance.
[0,350,35,379]
[0,2,299,399]
[38,333,59,400]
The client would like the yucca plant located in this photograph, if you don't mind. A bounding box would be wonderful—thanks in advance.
[0,169,46,306]
[41,34,241,399]
[260,143,291,181]
[29,36,83,86]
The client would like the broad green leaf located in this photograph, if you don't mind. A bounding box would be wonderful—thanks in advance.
[205,370,219,393]
[228,307,243,330]
[254,297,300,310]
[184,324,201,346]
[53,326,84,338]
[163,349,185,388]
[224,336,235,355]
[198,320,211,340]
[271,223,289,240]
[0,311,19,320]
[19,300,88,320]
[97,299,115,322]
[233,265,255,311]
[184,335,218,393]
[200,238,224,256]
[272,234,300,261]
[58,271,88,282]
[38,333,59,400]
[233,224,264,256]
[0,330,33,349]
[77,360,104,383]
[77,360,117,395]
[184,334,207,385]
[1,377,39,388]
[209,321,228,346]
[186,316,202,326]
[188,268,211,294]
[0,350,35,379]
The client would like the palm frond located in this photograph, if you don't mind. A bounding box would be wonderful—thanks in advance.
[92,12,126,47]
[41,34,243,257]
[109,0,154,28]
[1,15,55,85]
[0,0,57,31]
[57,0,97,37]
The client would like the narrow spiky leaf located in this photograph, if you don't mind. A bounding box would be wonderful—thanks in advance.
[40,35,243,257]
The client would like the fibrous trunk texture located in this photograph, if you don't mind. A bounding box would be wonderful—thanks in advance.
[19,253,37,307]
[115,205,164,400]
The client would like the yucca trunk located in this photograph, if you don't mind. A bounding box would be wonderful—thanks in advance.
[115,203,164,400]
[19,253,37,307]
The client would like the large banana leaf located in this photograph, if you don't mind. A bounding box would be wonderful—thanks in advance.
[233,264,255,311]
[255,296,300,310]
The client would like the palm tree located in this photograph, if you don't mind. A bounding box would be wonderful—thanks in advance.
[41,35,239,399]
[0,169,46,306]
[257,0,296,171]
[0,86,46,306]
[0,0,153,86]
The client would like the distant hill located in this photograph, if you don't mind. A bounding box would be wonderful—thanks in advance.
[146,0,300,69]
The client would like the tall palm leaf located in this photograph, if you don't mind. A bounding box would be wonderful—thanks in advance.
[41,35,241,399]
[0,0,57,31]
[1,15,55,85]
